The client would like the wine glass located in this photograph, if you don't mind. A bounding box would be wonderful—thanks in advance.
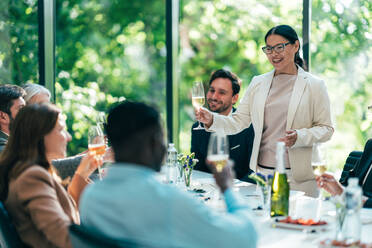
[312,143,327,220]
[312,143,327,178]
[207,132,229,172]
[192,82,205,130]
[88,126,106,180]
[96,112,106,135]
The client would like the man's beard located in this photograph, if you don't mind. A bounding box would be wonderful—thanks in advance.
[208,99,231,114]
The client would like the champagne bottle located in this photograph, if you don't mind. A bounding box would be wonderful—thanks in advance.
[270,142,290,217]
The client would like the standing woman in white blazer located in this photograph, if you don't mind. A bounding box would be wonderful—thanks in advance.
[197,25,334,196]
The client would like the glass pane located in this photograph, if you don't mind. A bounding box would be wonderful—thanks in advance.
[312,0,372,170]
[0,0,38,85]
[56,1,166,154]
[179,0,302,153]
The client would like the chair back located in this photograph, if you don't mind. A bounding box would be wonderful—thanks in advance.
[0,201,25,248]
[340,150,363,185]
[69,224,139,248]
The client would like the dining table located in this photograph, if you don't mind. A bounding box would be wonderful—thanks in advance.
[176,169,372,248]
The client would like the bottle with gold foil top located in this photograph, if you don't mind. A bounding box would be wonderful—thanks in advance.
[270,142,290,217]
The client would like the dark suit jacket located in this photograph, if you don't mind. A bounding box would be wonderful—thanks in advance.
[0,130,8,153]
[341,139,372,208]
[191,110,255,181]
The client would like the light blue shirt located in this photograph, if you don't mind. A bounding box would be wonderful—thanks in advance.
[79,163,257,248]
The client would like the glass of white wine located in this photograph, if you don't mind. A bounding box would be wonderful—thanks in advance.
[207,132,229,172]
[312,143,327,177]
[192,82,205,130]
[311,143,328,220]
[88,126,106,180]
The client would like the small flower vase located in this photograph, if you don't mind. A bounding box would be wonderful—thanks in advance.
[183,167,193,188]
[334,198,346,241]
[259,185,271,215]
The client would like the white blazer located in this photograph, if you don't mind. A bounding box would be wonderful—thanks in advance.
[209,67,334,183]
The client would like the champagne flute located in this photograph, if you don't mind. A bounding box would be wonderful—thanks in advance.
[312,143,327,220]
[312,143,327,178]
[207,132,229,172]
[88,126,106,180]
[96,112,106,135]
[192,82,205,130]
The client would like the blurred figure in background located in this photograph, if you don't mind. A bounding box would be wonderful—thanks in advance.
[0,84,26,153]
[0,103,101,248]
[316,139,372,208]
[22,83,51,104]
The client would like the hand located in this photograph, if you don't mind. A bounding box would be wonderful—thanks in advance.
[75,152,103,179]
[315,173,343,196]
[195,107,213,128]
[278,130,297,147]
[206,159,235,193]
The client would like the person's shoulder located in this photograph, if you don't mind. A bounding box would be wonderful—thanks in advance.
[16,165,53,186]
[363,139,372,153]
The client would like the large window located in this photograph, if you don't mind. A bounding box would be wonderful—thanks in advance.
[55,1,166,154]
[311,0,372,170]
[0,0,38,84]
[179,0,303,152]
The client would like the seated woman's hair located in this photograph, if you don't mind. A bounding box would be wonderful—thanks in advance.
[0,103,60,201]
[22,83,51,103]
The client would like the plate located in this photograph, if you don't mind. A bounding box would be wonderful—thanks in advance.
[271,217,329,232]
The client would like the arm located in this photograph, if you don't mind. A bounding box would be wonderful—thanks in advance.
[207,79,257,135]
[293,79,334,148]
[68,153,101,206]
[52,155,83,180]
[17,167,74,248]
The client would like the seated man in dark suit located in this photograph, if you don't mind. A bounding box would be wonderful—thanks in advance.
[316,139,372,208]
[0,84,26,153]
[191,69,255,181]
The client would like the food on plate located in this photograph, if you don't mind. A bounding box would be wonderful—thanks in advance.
[276,216,327,226]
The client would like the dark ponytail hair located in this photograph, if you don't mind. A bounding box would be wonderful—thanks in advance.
[264,25,307,71]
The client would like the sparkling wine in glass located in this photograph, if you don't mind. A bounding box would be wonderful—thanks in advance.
[88,126,106,180]
[312,143,327,220]
[207,133,229,172]
[192,82,205,130]
[312,143,327,177]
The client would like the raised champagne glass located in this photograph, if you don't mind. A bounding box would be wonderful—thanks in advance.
[88,126,106,180]
[192,82,205,130]
[207,132,229,172]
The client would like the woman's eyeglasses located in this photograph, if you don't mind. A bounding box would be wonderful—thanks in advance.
[262,42,291,54]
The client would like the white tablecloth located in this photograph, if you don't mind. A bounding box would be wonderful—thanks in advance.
[188,170,372,248]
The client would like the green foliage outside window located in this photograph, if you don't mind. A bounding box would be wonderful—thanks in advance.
[1,0,371,171]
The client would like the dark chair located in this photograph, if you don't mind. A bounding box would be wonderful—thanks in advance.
[339,150,363,185]
[69,224,140,248]
[0,201,26,248]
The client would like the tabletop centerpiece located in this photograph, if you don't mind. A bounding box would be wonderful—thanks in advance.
[249,172,273,212]
[178,153,198,187]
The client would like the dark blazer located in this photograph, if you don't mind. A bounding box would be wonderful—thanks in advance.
[341,139,372,208]
[191,109,255,181]
[0,130,8,153]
